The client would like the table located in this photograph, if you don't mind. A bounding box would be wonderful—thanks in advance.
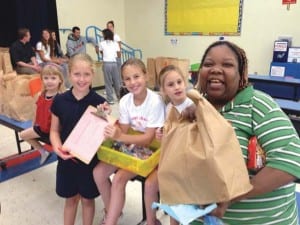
[249,74,300,101]
[274,98,300,116]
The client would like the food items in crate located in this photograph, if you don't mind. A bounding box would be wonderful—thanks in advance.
[111,141,153,159]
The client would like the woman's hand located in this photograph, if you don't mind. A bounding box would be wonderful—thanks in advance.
[104,124,121,140]
[181,105,197,122]
[210,201,230,218]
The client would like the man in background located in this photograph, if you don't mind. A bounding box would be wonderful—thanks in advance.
[66,26,99,57]
[9,28,41,74]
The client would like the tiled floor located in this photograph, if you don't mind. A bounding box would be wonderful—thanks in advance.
[0,90,170,225]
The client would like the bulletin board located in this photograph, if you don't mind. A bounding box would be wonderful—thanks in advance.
[165,0,244,36]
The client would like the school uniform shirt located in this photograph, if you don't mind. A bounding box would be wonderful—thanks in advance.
[193,85,300,225]
[51,88,106,143]
[99,40,120,62]
[119,89,165,133]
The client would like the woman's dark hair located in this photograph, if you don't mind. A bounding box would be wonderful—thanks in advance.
[102,29,114,41]
[41,29,51,51]
[199,41,248,89]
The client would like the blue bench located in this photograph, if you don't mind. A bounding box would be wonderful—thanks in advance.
[0,114,32,154]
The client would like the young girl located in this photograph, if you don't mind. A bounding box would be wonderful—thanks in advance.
[50,53,107,225]
[93,58,165,225]
[99,28,121,104]
[19,63,65,165]
[152,64,194,225]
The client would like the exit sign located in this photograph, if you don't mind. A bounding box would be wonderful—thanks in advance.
[282,0,296,4]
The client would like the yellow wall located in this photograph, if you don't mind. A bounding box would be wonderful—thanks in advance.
[57,0,300,74]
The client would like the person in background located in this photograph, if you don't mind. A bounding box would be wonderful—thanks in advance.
[49,30,68,61]
[36,29,70,88]
[20,63,65,165]
[106,20,121,68]
[106,20,123,91]
[50,53,107,225]
[93,58,165,225]
[66,26,99,58]
[9,28,41,74]
[99,28,121,105]
[183,40,300,225]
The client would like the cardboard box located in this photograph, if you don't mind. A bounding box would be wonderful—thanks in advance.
[93,61,105,88]
[97,138,160,177]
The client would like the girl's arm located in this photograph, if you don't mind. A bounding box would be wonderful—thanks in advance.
[104,123,156,147]
[50,113,73,159]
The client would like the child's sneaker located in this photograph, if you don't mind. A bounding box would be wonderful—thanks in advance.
[40,150,51,165]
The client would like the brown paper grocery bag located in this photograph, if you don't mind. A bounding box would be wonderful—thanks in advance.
[1,74,37,121]
[158,90,252,205]
[0,49,13,74]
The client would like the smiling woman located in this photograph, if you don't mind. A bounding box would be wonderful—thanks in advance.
[186,40,300,225]
[198,41,247,109]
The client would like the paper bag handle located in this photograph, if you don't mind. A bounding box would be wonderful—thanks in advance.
[187,89,202,104]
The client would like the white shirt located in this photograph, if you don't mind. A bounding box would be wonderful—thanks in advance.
[99,40,120,62]
[119,89,165,132]
[166,97,194,115]
[35,42,51,64]
[114,33,121,43]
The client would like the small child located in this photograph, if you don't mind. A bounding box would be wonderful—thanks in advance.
[19,63,65,165]
[50,53,108,225]
[151,64,194,225]
[93,58,165,225]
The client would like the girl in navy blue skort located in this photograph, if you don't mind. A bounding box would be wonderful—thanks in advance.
[50,53,108,225]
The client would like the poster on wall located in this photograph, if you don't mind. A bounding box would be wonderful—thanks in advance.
[165,0,244,36]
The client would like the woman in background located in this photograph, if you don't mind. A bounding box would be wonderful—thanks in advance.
[36,29,70,87]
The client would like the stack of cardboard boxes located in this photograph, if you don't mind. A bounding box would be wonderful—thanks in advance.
[147,57,190,89]
[0,48,39,121]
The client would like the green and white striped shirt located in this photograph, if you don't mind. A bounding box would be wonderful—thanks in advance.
[192,86,300,225]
